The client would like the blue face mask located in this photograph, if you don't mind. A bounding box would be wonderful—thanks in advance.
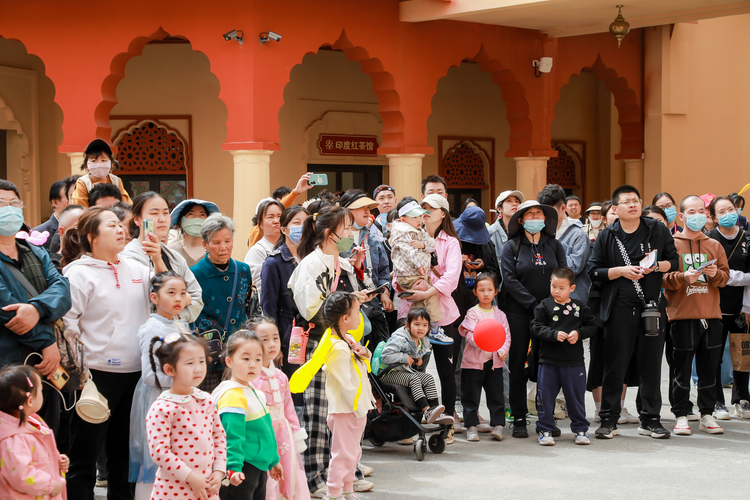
[352,221,364,230]
[523,219,546,235]
[287,226,303,244]
[738,208,744,216]
[663,206,678,224]
[718,212,739,228]
[685,213,707,232]
[0,206,24,236]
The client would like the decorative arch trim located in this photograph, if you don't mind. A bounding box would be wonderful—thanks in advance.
[0,96,30,158]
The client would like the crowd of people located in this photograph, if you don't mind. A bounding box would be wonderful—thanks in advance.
[0,137,749,500]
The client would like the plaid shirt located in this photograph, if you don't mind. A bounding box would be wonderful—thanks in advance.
[14,241,48,297]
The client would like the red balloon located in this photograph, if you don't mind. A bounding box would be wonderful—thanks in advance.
[473,319,507,352]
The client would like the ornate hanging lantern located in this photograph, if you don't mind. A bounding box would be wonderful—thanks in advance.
[609,5,630,48]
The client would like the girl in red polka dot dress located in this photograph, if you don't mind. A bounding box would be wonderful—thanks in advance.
[146,333,228,500]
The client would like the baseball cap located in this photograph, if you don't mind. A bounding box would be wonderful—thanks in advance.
[398,201,430,218]
[373,184,395,199]
[421,194,449,212]
[495,190,525,208]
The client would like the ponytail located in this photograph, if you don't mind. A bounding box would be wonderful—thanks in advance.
[149,336,164,391]
[61,206,113,267]
[297,205,352,261]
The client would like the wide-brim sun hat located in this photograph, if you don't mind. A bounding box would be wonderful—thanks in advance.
[585,204,603,213]
[170,199,221,227]
[421,194,449,212]
[507,200,558,238]
[454,206,491,245]
[495,190,525,208]
[342,192,379,210]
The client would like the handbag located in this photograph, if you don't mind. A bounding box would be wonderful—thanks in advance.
[729,324,750,373]
[3,261,88,391]
[196,261,239,368]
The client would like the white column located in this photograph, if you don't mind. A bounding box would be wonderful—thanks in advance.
[230,150,273,260]
[67,152,85,177]
[514,156,550,200]
[624,158,645,196]
[386,154,424,201]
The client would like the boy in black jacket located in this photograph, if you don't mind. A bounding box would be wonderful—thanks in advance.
[532,267,597,446]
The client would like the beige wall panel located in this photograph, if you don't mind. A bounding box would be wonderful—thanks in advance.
[110,44,232,214]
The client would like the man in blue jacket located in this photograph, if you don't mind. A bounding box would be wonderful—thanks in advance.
[0,180,72,435]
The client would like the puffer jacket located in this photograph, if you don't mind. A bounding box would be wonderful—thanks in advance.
[379,325,432,375]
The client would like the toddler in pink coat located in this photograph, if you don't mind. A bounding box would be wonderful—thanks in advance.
[0,365,69,500]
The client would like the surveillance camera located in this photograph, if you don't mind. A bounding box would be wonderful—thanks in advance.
[267,31,282,41]
[532,57,553,74]
[223,30,238,41]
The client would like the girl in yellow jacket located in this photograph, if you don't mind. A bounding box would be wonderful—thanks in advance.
[320,292,375,500]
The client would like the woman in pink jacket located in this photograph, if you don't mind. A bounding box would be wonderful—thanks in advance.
[399,193,462,444]
[0,365,68,500]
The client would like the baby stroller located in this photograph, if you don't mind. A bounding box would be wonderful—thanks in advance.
[364,372,450,461]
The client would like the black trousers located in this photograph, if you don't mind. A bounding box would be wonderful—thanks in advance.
[67,369,140,500]
[669,319,723,416]
[39,383,61,438]
[431,324,461,416]
[600,303,665,423]
[220,462,266,500]
[507,313,532,421]
[461,361,505,428]
[717,314,750,405]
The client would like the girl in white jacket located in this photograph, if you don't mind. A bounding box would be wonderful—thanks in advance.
[320,292,374,500]
[62,206,151,499]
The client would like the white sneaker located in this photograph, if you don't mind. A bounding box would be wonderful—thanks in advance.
[734,400,750,419]
[618,407,639,424]
[490,425,503,441]
[686,411,700,421]
[312,486,328,499]
[713,403,731,421]
[466,426,479,441]
[538,431,555,446]
[453,413,465,433]
[476,414,491,433]
[357,463,373,477]
[353,479,374,492]
[574,431,590,445]
[342,493,359,500]
[699,414,724,434]
[674,416,691,435]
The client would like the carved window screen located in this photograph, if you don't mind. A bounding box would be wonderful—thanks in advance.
[547,140,585,195]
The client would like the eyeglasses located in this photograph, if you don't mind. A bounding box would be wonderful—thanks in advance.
[0,199,24,209]
[617,198,642,207]
[658,202,675,209]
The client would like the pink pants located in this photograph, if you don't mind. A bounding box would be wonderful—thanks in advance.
[326,413,367,497]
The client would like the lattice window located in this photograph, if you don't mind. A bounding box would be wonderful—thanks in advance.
[115,121,187,173]
[546,142,583,189]
[442,142,489,188]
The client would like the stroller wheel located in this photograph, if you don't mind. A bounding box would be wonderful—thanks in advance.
[369,436,385,447]
[428,434,446,454]
[414,438,425,461]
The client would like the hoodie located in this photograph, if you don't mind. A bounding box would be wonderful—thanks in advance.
[663,231,729,321]
[212,381,279,473]
[0,412,66,499]
[63,255,150,372]
[380,325,432,374]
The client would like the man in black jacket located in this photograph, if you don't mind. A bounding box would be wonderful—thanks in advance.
[587,185,679,439]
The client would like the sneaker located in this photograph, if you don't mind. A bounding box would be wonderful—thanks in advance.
[594,420,618,439]
[423,405,447,424]
[538,431,555,446]
[342,493,359,500]
[618,407,639,424]
[699,414,724,434]
[445,425,455,445]
[673,416,691,435]
[397,437,414,445]
[477,414,491,433]
[554,398,567,419]
[312,486,328,499]
[353,479,374,492]
[734,400,750,419]
[466,426,480,441]
[686,411,700,421]
[455,401,464,421]
[434,413,454,426]
[574,431,590,445]
[358,463,373,477]
[551,426,562,437]
[490,425,503,441]
[638,420,671,439]
[713,403,731,421]
[95,479,108,488]
[453,413,465,433]
[322,496,340,500]
[510,419,529,438]
[428,327,454,345]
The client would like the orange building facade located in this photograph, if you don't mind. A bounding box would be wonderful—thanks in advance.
[1,1,748,257]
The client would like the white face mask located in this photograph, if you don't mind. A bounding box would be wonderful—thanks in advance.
[87,160,112,179]
[590,218,602,228]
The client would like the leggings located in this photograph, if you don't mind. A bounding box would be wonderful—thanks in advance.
[431,324,462,415]
[379,370,439,409]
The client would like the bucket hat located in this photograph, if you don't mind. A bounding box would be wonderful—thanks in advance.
[507,200,558,238]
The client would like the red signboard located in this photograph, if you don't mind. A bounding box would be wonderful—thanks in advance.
[318,134,379,156]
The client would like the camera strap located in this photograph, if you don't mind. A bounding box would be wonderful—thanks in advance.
[613,235,647,307]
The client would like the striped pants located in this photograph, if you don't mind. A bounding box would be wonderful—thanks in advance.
[379,370,439,409]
